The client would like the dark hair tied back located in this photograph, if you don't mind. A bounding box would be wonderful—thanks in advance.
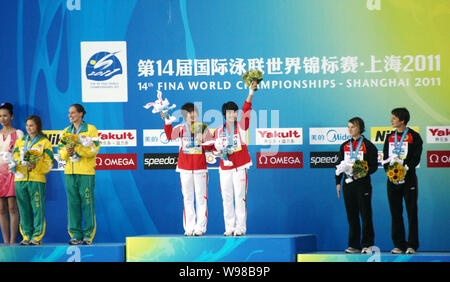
[0,102,13,115]
[71,104,86,118]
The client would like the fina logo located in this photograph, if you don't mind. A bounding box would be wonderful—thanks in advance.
[86,51,123,81]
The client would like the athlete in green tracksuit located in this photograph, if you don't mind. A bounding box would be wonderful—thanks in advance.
[58,104,100,245]
[13,116,54,245]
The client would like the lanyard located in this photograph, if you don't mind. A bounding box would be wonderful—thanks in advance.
[394,128,409,156]
[224,122,235,146]
[183,122,194,147]
[349,136,364,160]
[71,121,84,135]
[24,135,39,152]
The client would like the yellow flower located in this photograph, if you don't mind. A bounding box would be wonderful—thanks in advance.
[363,163,369,172]
[387,170,395,177]
[61,133,79,147]
[27,149,41,156]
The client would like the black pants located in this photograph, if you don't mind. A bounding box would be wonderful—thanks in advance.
[343,181,375,249]
[387,181,419,251]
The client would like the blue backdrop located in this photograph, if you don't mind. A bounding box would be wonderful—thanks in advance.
[1,0,449,251]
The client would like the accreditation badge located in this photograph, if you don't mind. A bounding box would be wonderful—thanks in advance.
[344,151,364,161]
[389,142,408,159]
[181,136,202,155]
[228,134,242,153]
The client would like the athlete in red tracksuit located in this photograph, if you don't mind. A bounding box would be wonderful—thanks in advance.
[212,82,257,236]
[163,103,213,236]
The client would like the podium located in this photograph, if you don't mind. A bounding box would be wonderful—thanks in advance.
[126,234,317,262]
[0,243,125,262]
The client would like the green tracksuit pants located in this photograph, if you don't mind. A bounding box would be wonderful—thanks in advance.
[65,174,96,243]
[15,181,46,242]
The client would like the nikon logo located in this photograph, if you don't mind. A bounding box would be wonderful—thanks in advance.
[43,130,63,147]
[370,127,419,144]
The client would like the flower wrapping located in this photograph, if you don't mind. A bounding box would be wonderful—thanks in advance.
[242,69,263,87]
[336,159,369,184]
[79,135,99,147]
[1,152,24,179]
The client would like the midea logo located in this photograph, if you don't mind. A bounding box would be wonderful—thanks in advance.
[67,0,81,11]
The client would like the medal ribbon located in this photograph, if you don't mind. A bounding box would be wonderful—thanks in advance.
[349,136,364,160]
[394,128,409,157]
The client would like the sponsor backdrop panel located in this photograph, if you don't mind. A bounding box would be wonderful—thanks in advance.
[1,0,449,251]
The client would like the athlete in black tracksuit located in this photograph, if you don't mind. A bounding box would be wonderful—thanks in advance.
[336,136,378,251]
[383,127,423,252]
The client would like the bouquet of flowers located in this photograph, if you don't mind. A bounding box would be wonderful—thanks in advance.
[336,159,369,184]
[184,122,208,149]
[24,149,42,166]
[381,156,409,185]
[242,69,263,87]
[61,132,79,147]
[61,132,80,162]
[352,160,369,179]
[386,162,408,184]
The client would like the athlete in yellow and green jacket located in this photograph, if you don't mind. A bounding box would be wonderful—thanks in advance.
[58,104,100,245]
[13,116,54,245]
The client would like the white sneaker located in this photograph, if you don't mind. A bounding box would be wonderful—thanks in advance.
[361,247,373,254]
[184,231,194,236]
[20,239,31,245]
[233,230,245,236]
[224,231,233,236]
[29,239,42,245]
[345,247,361,254]
[391,247,404,254]
[405,248,416,255]
[193,230,204,236]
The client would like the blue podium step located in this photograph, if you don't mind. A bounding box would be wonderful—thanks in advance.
[0,243,125,262]
[297,251,450,262]
[126,234,317,262]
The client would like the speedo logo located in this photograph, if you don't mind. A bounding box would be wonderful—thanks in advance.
[144,153,178,170]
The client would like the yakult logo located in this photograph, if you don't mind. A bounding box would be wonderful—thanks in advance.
[427,126,450,144]
[256,128,303,145]
[427,151,450,168]
[257,152,303,169]
[98,130,136,147]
